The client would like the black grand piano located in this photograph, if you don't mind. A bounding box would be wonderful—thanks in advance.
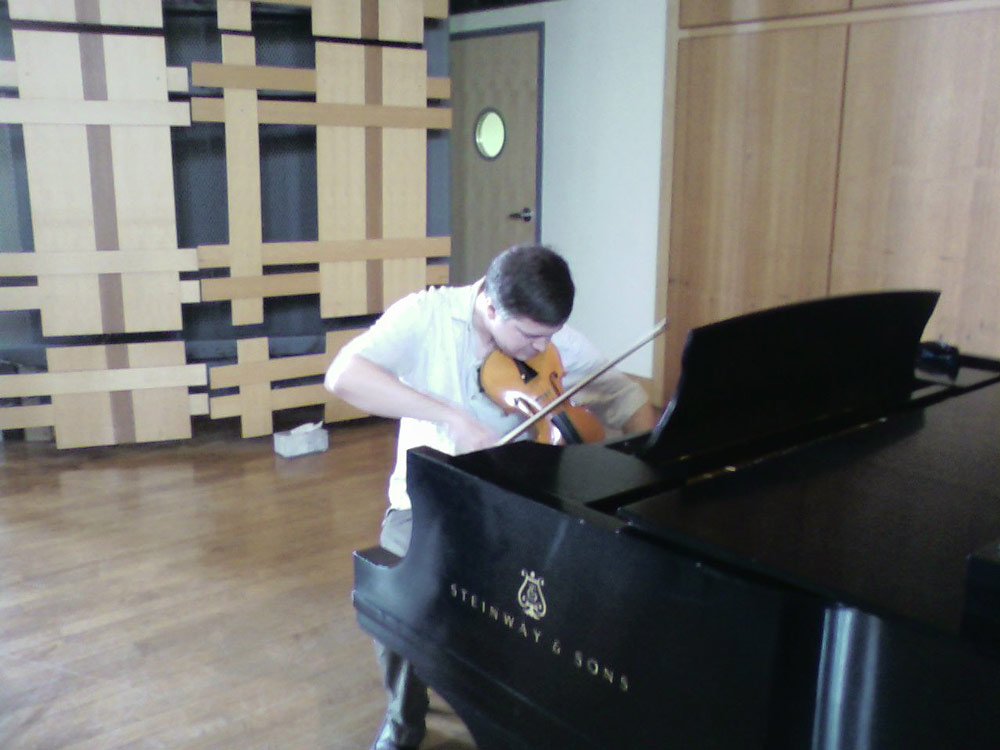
[353,291,1000,749]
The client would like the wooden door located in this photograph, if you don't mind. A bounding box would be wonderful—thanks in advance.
[450,27,541,285]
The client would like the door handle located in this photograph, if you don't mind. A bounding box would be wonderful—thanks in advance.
[507,207,533,223]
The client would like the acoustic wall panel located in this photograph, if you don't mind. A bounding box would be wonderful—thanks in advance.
[315,44,434,317]
[7,0,163,27]
[2,5,192,337]
[191,0,450,329]
[316,42,369,318]
[194,0,450,436]
[313,0,423,42]
[47,342,204,449]
[380,48,430,308]
[0,342,207,448]
[216,0,448,41]
[219,32,265,326]
[0,0,206,447]
[208,331,366,438]
[0,0,450,445]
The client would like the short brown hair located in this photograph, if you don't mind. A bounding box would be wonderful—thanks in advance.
[483,245,574,325]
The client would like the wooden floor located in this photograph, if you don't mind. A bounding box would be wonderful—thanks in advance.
[0,417,476,750]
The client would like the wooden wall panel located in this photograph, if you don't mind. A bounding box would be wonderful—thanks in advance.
[217,0,252,31]
[1,0,448,445]
[220,33,265,325]
[3,13,190,337]
[379,48,429,309]
[15,29,104,336]
[0,0,204,447]
[665,25,847,383]
[195,243,451,307]
[660,0,1000,401]
[7,0,163,27]
[831,9,1000,354]
[212,0,443,41]
[0,342,206,449]
[105,33,186,333]
[193,20,450,322]
[208,331,367,438]
[851,0,954,8]
[372,0,424,44]
[125,344,205,444]
[316,43,369,317]
[191,1,449,438]
[312,0,422,42]
[679,0,848,27]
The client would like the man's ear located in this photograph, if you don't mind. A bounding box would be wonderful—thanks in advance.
[483,295,499,321]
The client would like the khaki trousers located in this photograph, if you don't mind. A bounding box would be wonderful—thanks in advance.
[374,509,428,747]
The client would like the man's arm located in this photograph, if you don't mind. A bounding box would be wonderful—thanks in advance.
[325,352,499,452]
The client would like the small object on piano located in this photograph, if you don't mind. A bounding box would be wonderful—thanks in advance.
[917,339,961,379]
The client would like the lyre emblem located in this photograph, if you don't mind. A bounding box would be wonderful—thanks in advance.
[517,569,547,620]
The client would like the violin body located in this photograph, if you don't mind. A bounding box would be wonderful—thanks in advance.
[479,344,606,445]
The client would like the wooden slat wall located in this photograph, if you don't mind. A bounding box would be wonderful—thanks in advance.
[193,0,450,437]
[1,6,192,336]
[0,0,450,446]
[0,342,208,449]
[193,0,449,327]
[0,0,205,448]
[208,331,368,438]
[656,0,1000,398]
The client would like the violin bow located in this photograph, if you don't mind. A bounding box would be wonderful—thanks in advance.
[495,318,669,446]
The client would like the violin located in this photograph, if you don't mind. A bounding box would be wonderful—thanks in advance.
[485,319,669,447]
[479,344,606,445]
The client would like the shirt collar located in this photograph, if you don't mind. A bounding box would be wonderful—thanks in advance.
[450,279,485,324]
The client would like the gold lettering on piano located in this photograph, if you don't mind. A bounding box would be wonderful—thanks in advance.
[574,650,630,693]
[448,581,630,695]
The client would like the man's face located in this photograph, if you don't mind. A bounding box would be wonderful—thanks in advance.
[489,313,562,362]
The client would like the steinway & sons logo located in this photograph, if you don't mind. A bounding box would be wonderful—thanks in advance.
[447,569,630,694]
[517,569,547,620]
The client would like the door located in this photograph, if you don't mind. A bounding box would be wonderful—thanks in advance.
[450,26,542,285]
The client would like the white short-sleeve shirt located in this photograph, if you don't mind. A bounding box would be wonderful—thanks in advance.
[335,282,649,510]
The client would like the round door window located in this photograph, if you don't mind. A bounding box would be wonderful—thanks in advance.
[474,108,506,160]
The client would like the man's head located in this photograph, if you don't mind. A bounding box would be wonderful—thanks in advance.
[481,245,574,360]
[483,244,574,324]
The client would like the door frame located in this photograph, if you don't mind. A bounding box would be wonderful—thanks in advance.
[449,22,545,246]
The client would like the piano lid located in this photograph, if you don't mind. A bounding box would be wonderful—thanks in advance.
[638,290,940,465]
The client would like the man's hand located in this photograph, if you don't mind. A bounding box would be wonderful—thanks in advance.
[327,353,502,453]
[445,411,502,454]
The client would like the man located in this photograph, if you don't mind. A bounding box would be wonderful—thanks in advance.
[325,244,658,750]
